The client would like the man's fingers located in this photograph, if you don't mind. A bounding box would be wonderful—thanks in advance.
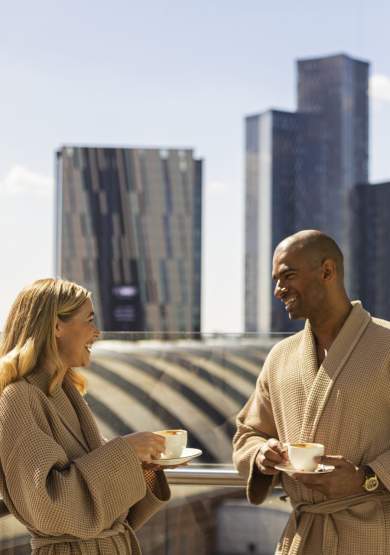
[292,473,326,485]
[294,476,328,494]
[319,455,346,467]
[256,439,288,475]
[263,450,284,464]
[260,465,279,475]
[261,442,286,461]
[268,439,287,455]
[259,458,276,471]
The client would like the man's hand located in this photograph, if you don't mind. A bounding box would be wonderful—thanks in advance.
[256,438,288,475]
[292,455,364,498]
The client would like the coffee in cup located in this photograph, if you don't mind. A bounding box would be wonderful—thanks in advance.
[154,429,187,458]
[287,442,324,471]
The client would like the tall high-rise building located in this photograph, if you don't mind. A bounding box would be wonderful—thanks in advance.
[350,182,390,320]
[298,54,369,277]
[245,53,369,333]
[56,146,202,334]
[245,110,301,333]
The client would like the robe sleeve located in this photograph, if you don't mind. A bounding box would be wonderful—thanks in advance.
[0,382,151,539]
[363,358,390,492]
[232,358,280,505]
[367,455,390,492]
[127,470,170,531]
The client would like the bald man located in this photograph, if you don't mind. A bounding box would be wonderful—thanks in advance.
[233,230,390,554]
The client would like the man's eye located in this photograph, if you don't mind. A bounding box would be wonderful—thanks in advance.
[285,273,295,280]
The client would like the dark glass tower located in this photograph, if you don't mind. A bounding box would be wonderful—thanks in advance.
[350,182,390,321]
[245,53,369,333]
[298,54,369,279]
[56,146,202,334]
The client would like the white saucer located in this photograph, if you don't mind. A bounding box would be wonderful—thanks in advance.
[274,463,335,476]
[155,447,203,466]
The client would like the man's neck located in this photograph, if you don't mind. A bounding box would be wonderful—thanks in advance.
[310,299,353,351]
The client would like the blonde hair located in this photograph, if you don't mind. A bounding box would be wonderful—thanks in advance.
[0,278,91,395]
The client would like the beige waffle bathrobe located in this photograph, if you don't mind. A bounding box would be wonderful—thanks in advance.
[0,367,170,554]
[233,302,390,554]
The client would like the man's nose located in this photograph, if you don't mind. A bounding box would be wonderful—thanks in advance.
[274,281,286,299]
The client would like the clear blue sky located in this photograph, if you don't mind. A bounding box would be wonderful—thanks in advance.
[1,0,390,332]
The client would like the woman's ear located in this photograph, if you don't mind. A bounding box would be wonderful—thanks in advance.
[55,318,64,339]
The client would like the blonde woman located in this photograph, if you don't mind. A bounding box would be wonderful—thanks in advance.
[0,278,170,554]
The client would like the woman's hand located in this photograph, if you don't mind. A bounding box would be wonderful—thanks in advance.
[142,461,189,471]
[124,432,166,463]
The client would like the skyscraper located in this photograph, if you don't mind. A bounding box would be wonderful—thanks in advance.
[245,110,301,333]
[56,146,202,334]
[350,182,390,320]
[245,53,369,333]
[298,54,369,277]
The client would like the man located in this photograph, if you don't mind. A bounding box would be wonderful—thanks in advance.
[233,230,390,554]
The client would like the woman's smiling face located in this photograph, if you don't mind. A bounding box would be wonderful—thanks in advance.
[56,298,100,369]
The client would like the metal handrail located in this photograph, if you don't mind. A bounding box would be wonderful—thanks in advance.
[0,466,246,519]
[165,465,246,486]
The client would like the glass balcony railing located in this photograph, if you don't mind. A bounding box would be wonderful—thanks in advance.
[0,332,292,555]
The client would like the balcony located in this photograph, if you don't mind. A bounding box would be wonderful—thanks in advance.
[0,333,291,554]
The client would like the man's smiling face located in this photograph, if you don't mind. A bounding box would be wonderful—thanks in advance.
[272,245,326,321]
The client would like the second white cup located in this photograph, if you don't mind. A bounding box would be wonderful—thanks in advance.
[287,442,324,471]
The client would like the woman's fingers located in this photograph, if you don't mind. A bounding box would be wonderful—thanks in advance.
[124,431,166,462]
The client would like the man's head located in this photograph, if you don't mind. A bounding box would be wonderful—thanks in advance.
[272,230,346,321]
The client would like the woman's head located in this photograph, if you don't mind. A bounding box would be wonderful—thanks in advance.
[0,278,100,394]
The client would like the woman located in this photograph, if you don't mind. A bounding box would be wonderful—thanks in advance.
[0,278,170,554]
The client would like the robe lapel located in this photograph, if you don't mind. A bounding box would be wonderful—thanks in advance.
[298,321,319,399]
[25,368,102,453]
[62,376,104,451]
[50,385,90,452]
[299,302,371,442]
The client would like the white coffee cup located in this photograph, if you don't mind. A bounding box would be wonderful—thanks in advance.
[154,429,187,458]
[287,442,324,471]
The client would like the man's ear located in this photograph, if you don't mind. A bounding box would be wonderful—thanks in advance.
[322,258,336,281]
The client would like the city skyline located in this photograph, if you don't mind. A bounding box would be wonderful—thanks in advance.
[1,1,390,332]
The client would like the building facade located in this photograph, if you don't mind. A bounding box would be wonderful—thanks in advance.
[56,146,202,333]
[245,53,369,333]
[244,110,302,333]
[350,182,390,321]
[297,54,369,280]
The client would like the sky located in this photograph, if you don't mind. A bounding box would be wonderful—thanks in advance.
[1,0,390,332]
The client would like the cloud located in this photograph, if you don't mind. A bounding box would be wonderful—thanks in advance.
[0,165,53,196]
[370,74,390,103]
